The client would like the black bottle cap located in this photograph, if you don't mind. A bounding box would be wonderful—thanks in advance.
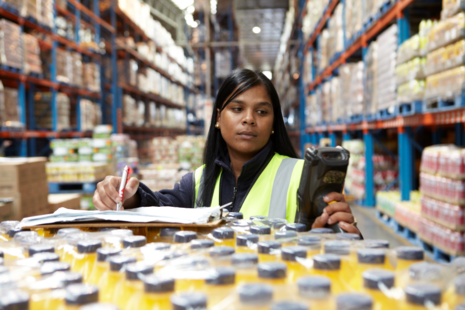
[238,283,273,305]
[191,239,214,249]
[171,292,207,310]
[206,267,236,285]
[0,289,29,310]
[0,266,8,274]
[363,269,395,290]
[250,215,268,221]
[77,240,102,254]
[281,246,308,262]
[236,234,259,246]
[313,254,341,270]
[274,230,298,240]
[65,233,89,246]
[162,250,188,261]
[271,301,308,310]
[212,227,235,239]
[232,220,253,227]
[65,284,99,305]
[298,236,322,247]
[122,236,147,248]
[324,240,350,256]
[310,228,334,234]
[258,240,282,254]
[29,244,55,257]
[144,242,171,251]
[53,271,83,286]
[409,262,443,282]
[285,223,307,232]
[0,250,3,258]
[357,249,385,264]
[160,227,181,237]
[144,274,175,293]
[174,231,198,243]
[109,255,137,271]
[269,218,288,229]
[250,225,271,235]
[98,227,117,232]
[405,283,441,305]
[226,212,243,219]
[397,246,424,260]
[33,252,60,264]
[97,248,121,262]
[231,253,259,268]
[8,228,30,238]
[40,262,71,275]
[336,233,361,240]
[363,239,390,249]
[455,275,465,295]
[209,246,235,258]
[257,262,287,279]
[336,293,373,310]
[297,276,331,299]
[57,228,81,237]
[79,303,119,310]
[126,262,154,280]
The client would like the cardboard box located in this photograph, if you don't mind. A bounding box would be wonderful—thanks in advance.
[0,157,47,197]
[48,194,81,212]
[8,187,49,220]
[0,198,13,219]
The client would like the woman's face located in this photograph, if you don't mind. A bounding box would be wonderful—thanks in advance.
[217,84,274,158]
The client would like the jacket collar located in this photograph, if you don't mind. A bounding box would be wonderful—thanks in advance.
[214,140,274,185]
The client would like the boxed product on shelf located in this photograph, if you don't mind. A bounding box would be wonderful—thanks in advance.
[80,99,101,131]
[40,0,54,28]
[347,62,364,117]
[376,191,400,217]
[318,30,329,72]
[345,0,363,42]
[122,94,137,126]
[136,100,145,127]
[421,195,465,230]
[2,0,22,12]
[421,144,465,179]
[426,39,465,76]
[424,65,465,101]
[21,0,38,23]
[302,0,329,40]
[377,24,398,111]
[83,62,100,92]
[327,3,344,62]
[46,162,113,182]
[330,77,341,123]
[397,21,433,65]
[362,0,384,24]
[427,13,463,53]
[364,41,378,116]
[48,193,81,212]
[397,80,426,103]
[395,58,426,86]
[305,93,319,127]
[442,0,465,20]
[0,86,21,127]
[419,172,465,205]
[395,200,422,233]
[71,52,83,87]
[23,33,42,75]
[419,216,465,255]
[0,19,23,69]
[34,92,70,130]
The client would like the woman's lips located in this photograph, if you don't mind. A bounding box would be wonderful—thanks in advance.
[237,132,257,140]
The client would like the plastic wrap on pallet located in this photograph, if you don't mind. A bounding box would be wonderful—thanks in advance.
[23,33,42,75]
[364,42,378,116]
[34,92,70,130]
[421,195,465,231]
[327,3,344,62]
[83,62,100,92]
[80,99,101,132]
[427,13,464,53]
[421,144,465,179]
[441,0,465,20]
[420,172,465,205]
[0,84,22,128]
[397,80,426,103]
[345,0,363,42]
[362,0,384,25]
[419,216,465,255]
[348,62,364,117]
[395,58,426,86]
[330,77,341,123]
[302,0,329,41]
[0,19,23,70]
[318,30,330,73]
[123,94,137,126]
[424,65,465,101]
[395,200,421,233]
[305,93,318,127]
[377,24,398,111]
[426,39,465,76]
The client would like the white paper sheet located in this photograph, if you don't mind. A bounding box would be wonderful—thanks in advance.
[18,206,222,228]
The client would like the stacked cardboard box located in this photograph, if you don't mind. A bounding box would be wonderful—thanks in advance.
[56,49,70,84]
[80,99,101,131]
[1,87,21,127]
[83,62,100,92]
[3,0,23,12]
[71,52,83,87]
[21,0,39,22]
[34,92,70,130]
[0,19,23,69]
[377,24,398,112]
[40,0,54,28]
[364,42,378,115]
[122,94,137,126]
[0,157,49,220]
[48,194,81,212]
[23,33,42,75]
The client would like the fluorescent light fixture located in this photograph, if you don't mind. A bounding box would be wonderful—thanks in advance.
[210,0,217,14]
[252,26,261,34]
[262,71,272,80]
[172,0,194,10]
[186,5,195,14]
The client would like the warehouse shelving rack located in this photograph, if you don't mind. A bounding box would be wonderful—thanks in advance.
[0,0,201,157]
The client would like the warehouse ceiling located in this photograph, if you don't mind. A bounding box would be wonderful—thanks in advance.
[234,0,289,71]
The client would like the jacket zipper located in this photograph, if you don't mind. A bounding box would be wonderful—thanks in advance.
[231,187,238,208]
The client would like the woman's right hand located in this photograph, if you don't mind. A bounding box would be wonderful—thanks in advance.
[93,176,140,211]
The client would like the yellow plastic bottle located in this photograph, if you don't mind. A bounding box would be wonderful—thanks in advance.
[204,267,236,307]
[257,240,282,262]
[281,246,310,283]
[139,275,175,310]
[445,275,465,309]
[257,262,287,286]
[250,225,272,241]
[99,255,137,303]
[402,283,442,310]
[0,220,19,240]
[269,218,288,232]
[40,262,71,276]
[122,235,147,249]
[168,256,210,292]
[87,247,121,286]
[297,236,322,257]
[324,240,355,285]
[114,262,154,309]
[405,262,446,290]
[33,252,60,264]
[396,246,424,271]
[0,289,29,310]
[362,269,397,310]
[62,284,99,310]
[73,240,102,281]
[60,232,89,266]
[312,254,348,293]
[39,271,83,310]
[212,227,235,247]
[104,229,133,248]
[231,253,259,284]
[174,231,198,244]
[285,223,308,233]
[236,283,273,310]
[209,246,235,266]
[171,292,208,310]
[336,293,373,310]
[236,234,259,253]
[159,227,181,243]
[190,239,214,252]
[274,230,298,248]
[351,249,391,290]
[297,276,334,309]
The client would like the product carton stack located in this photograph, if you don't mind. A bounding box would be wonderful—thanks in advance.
[48,194,81,212]
[71,52,83,87]
[0,19,23,70]
[377,24,398,113]
[0,84,22,127]
[23,33,42,75]
[21,0,39,23]
[40,0,54,29]
[364,42,378,116]
[83,62,100,92]
[0,157,49,220]
[34,92,70,130]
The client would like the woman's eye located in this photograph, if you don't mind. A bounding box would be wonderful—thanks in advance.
[232,107,242,112]
[257,110,268,115]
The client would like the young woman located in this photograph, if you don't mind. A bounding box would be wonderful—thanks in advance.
[93,69,360,234]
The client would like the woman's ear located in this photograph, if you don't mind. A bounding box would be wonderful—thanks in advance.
[216,108,221,124]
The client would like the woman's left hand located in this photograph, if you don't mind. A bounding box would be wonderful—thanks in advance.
[311,192,361,235]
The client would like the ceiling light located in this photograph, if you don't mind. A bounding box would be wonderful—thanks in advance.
[262,71,272,80]
[252,26,261,34]
[186,5,195,14]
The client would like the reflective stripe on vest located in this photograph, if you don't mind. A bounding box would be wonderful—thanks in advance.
[193,153,304,223]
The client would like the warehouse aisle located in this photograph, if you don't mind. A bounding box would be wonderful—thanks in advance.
[350,205,406,248]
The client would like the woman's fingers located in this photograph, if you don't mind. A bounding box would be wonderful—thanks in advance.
[311,210,329,228]
[94,176,121,211]
[93,191,113,211]
[324,202,352,216]
[327,211,354,225]
[339,221,361,234]
[102,176,122,204]
[324,192,345,203]
[124,178,140,203]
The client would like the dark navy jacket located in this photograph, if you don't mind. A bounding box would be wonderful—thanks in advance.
[136,140,275,213]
